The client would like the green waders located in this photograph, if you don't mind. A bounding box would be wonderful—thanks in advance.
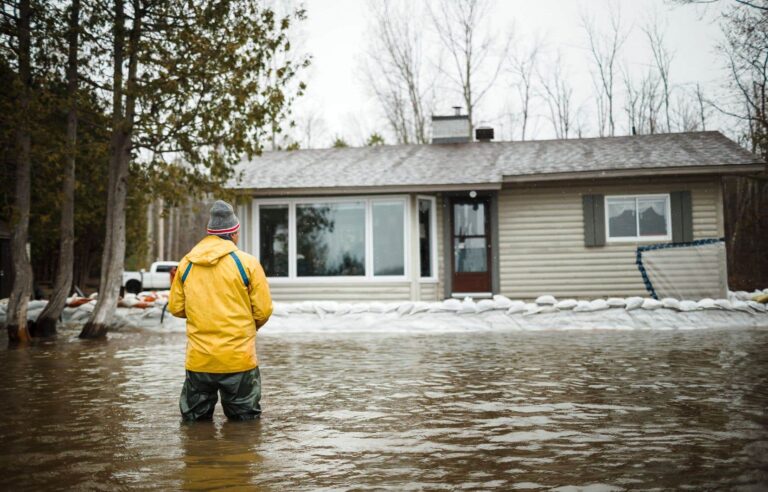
[180,367,261,421]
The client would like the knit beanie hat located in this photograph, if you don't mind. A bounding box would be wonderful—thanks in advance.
[207,200,240,235]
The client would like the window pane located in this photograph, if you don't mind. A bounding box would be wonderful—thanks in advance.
[607,199,637,237]
[297,202,365,276]
[259,205,289,277]
[638,198,668,236]
[455,237,487,272]
[373,202,405,276]
[418,199,432,277]
[454,203,485,236]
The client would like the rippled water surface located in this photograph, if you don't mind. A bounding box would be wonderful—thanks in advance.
[1,327,768,490]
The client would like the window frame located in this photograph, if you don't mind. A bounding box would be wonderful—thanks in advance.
[253,195,411,283]
[417,195,439,282]
[604,193,673,243]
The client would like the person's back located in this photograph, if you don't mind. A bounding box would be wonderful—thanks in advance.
[168,200,272,421]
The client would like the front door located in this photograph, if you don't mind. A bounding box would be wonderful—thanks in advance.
[451,197,492,294]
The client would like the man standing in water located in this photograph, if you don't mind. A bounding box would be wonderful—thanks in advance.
[169,200,273,421]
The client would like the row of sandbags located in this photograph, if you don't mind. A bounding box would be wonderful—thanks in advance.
[271,292,768,318]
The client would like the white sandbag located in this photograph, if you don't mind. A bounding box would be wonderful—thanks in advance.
[714,299,734,311]
[409,302,431,315]
[555,299,578,310]
[397,302,414,315]
[606,297,626,308]
[661,298,681,311]
[573,300,593,312]
[589,299,610,312]
[642,298,663,310]
[731,300,753,314]
[476,299,496,313]
[697,298,718,310]
[271,303,288,317]
[349,304,369,314]
[492,295,514,309]
[678,300,699,312]
[730,290,752,302]
[747,301,767,313]
[438,299,462,311]
[523,303,543,316]
[328,304,346,315]
[297,302,316,314]
[368,302,387,313]
[506,301,526,315]
[459,298,478,314]
[28,300,48,310]
[625,297,644,311]
[535,295,557,306]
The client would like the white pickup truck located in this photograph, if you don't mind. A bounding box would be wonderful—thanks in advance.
[122,261,179,294]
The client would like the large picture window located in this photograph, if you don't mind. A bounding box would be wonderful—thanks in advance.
[254,196,417,281]
[605,194,671,242]
[297,202,365,276]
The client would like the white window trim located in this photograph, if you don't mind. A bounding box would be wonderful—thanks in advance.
[605,193,673,243]
[417,195,439,282]
[253,195,411,283]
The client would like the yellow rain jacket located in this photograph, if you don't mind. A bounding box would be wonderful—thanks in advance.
[168,235,273,373]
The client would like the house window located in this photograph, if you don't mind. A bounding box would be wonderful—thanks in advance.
[372,201,405,276]
[606,194,671,241]
[254,196,412,280]
[297,202,366,276]
[418,198,435,278]
[259,204,289,277]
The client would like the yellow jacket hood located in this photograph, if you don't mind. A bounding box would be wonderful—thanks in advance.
[187,235,238,266]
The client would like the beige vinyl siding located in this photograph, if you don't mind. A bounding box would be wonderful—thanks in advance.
[498,179,723,299]
[419,282,439,301]
[268,282,411,302]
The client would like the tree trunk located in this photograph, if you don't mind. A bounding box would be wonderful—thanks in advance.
[36,0,80,338]
[80,0,141,338]
[6,0,33,344]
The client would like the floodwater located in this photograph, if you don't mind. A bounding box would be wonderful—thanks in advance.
[1,327,767,490]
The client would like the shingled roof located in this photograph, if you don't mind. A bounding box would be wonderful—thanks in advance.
[230,131,763,191]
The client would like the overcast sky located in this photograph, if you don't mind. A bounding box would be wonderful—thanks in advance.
[288,0,729,147]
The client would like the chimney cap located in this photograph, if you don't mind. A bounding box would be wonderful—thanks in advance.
[475,127,494,142]
[452,106,462,116]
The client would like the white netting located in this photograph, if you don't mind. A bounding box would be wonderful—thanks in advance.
[639,240,728,300]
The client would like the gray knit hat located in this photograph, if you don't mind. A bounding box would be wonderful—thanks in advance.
[207,200,240,235]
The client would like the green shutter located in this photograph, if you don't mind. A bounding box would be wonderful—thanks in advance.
[671,191,693,243]
[583,194,605,247]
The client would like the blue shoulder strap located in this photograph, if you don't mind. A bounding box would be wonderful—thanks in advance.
[181,262,193,284]
[229,252,250,288]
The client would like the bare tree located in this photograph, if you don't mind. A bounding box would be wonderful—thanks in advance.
[643,14,674,132]
[364,0,433,144]
[294,107,327,149]
[582,4,629,136]
[695,82,708,130]
[508,32,542,141]
[430,0,510,139]
[539,53,574,139]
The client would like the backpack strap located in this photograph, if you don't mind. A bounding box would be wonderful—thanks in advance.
[229,252,250,288]
[181,261,193,284]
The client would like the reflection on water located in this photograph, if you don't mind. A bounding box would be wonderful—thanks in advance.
[1,327,767,490]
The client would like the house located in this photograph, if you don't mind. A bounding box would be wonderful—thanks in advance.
[228,114,764,302]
